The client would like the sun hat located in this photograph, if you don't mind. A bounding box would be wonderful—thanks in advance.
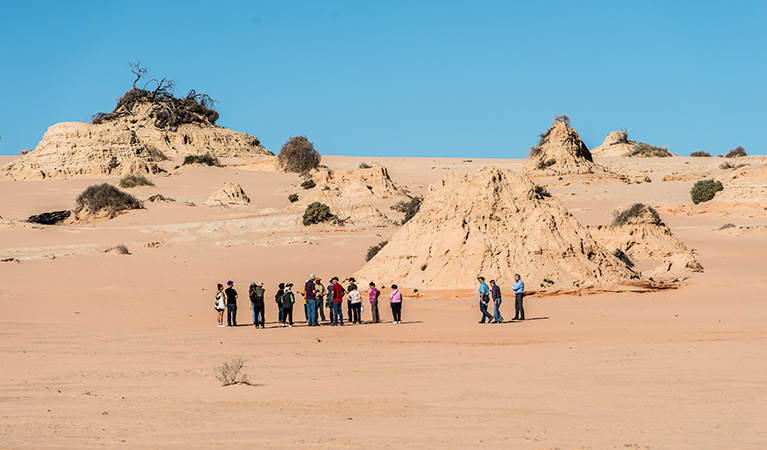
[310,274,316,279]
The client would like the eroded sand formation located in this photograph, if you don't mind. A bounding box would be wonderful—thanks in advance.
[355,167,637,291]
[590,130,637,157]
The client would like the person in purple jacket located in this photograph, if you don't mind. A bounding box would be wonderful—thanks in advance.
[369,282,380,323]
[390,284,403,324]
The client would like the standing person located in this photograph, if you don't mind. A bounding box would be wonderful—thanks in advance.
[346,277,357,323]
[250,281,266,328]
[225,280,238,327]
[489,280,504,324]
[512,274,525,320]
[390,284,403,324]
[275,283,285,324]
[477,277,493,324]
[331,277,346,326]
[314,277,326,322]
[305,275,318,326]
[215,283,226,327]
[281,283,295,327]
[348,286,362,324]
[326,279,335,324]
[368,282,380,323]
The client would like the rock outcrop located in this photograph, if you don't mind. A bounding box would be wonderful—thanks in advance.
[1,102,271,180]
[590,131,637,157]
[524,119,616,177]
[589,204,703,278]
[355,167,637,290]
[205,182,251,206]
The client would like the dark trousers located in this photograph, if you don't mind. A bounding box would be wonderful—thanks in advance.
[227,304,237,326]
[351,303,361,323]
[331,302,343,325]
[252,302,265,327]
[370,301,380,323]
[282,307,293,325]
[514,293,525,320]
[347,300,352,321]
[391,302,402,322]
[277,305,284,323]
[479,300,493,323]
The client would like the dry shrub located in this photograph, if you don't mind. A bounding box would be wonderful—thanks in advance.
[119,174,154,188]
[719,223,736,230]
[303,202,331,226]
[391,196,423,225]
[366,240,388,262]
[537,158,556,170]
[534,185,551,198]
[690,180,723,204]
[288,193,299,203]
[27,210,71,225]
[359,162,372,169]
[105,244,130,255]
[628,143,672,158]
[612,248,634,268]
[76,184,142,218]
[690,151,711,157]
[214,357,252,386]
[183,153,221,166]
[725,146,747,158]
[301,179,316,189]
[611,203,661,227]
[278,136,321,175]
[719,161,747,170]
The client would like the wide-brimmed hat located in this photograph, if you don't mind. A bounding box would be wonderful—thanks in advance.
[256,281,264,287]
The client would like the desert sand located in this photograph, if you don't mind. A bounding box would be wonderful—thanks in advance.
[1,149,767,450]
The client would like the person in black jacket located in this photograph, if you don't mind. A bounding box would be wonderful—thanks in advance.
[275,283,285,324]
[281,283,296,327]
[250,282,266,328]
[489,280,503,324]
[224,280,238,326]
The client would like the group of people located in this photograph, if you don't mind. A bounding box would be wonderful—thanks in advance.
[477,275,525,323]
[214,276,404,328]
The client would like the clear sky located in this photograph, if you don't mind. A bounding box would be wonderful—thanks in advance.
[1,1,765,157]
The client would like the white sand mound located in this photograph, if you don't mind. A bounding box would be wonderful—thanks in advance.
[311,165,409,200]
[591,131,637,157]
[355,167,636,291]
[589,204,703,278]
[205,182,250,206]
[1,102,271,180]
[524,119,620,179]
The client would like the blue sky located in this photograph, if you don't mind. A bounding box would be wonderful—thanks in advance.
[1,1,765,157]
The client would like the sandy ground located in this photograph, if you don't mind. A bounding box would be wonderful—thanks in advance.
[1,154,766,449]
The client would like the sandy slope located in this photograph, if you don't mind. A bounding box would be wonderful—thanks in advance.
[1,154,766,449]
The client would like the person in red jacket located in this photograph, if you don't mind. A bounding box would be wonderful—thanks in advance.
[330,277,346,326]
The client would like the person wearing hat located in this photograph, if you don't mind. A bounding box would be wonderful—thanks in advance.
[314,276,326,322]
[281,282,296,327]
[225,281,238,327]
[249,281,266,328]
[304,275,318,326]
[275,282,285,324]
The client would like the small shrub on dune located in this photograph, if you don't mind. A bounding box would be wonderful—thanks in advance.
[689,151,711,157]
[719,161,747,170]
[719,223,736,230]
[27,210,71,225]
[628,143,672,158]
[725,146,747,158]
[302,202,331,226]
[214,357,252,386]
[76,183,142,218]
[359,162,372,169]
[365,240,388,262]
[278,136,321,175]
[183,153,221,166]
[105,244,130,255]
[391,196,423,225]
[612,248,634,268]
[119,174,154,188]
[301,179,316,189]
[611,203,661,227]
[690,179,723,204]
[288,193,299,203]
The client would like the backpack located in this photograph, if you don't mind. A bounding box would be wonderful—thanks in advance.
[282,291,294,306]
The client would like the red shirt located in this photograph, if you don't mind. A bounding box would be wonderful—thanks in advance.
[332,283,345,303]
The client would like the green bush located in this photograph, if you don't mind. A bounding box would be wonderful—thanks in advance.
[302,202,331,226]
[278,136,321,175]
[119,174,154,188]
[301,179,316,189]
[288,193,299,203]
[628,143,672,158]
[725,146,747,158]
[76,183,142,218]
[690,180,723,204]
[365,240,388,261]
[689,151,711,157]
[183,153,221,166]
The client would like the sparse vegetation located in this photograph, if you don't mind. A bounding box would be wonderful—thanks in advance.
[365,240,388,261]
[719,223,736,230]
[278,136,321,175]
[301,179,316,190]
[359,162,372,169]
[27,210,71,225]
[105,244,130,255]
[214,357,252,386]
[19,149,31,155]
[534,185,551,198]
[612,248,634,268]
[302,202,331,226]
[183,153,221,166]
[628,143,672,158]
[725,146,747,158]
[75,184,142,218]
[391,196,423,225]
[92,62,220,131]
[690,151,711,157]
[553,114,571,127]
[719,161,747,170]
[690,179,723,204]
[537,158,556,170]
[119,174,154,188]
[288,193,299,203]
[611,203,661,227]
